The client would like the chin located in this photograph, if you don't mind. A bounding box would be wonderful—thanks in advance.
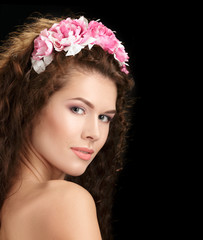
[65,162,89,177]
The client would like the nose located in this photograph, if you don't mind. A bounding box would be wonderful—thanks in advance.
[82,115,100,142]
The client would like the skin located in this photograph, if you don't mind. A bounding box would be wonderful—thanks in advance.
[0,70,117,240]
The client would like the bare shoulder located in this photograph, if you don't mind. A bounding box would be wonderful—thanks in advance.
[45,179,92,199]
[39,180,96,214]
[41,180,96,211]
[1,180,99,239]
[31,180,102,240]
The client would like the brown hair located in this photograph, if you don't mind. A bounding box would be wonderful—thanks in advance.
[0,16,134,239]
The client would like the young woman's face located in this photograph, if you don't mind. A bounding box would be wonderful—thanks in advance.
[30,70,117,177]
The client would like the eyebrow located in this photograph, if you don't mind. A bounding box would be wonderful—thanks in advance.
[69,97,116,114]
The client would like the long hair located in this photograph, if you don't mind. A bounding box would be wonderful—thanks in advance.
[0,16,134,239]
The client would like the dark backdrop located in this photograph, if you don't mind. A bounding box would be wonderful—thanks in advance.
[0,3,157,239]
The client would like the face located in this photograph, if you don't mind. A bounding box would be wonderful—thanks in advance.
[30,70,117,177]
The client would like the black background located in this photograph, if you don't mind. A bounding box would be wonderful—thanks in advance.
[0,3,161,239]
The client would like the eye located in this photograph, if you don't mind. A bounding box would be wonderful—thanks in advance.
[98,114,112,123]
[71,107,85,115]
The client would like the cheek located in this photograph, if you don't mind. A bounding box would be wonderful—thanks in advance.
[32,110,81,148]
[31,119,62,161]
[31,109,75,160]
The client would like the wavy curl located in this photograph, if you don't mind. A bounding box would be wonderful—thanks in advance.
[0,16,134,239]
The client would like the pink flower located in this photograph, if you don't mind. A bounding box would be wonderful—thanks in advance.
[48,17,88,51]
[86,21,119,53]
[121,65,129,74]
[32,29,53,60]
[114,45,129,63]
[31,16,130,74]
[86,21,129,73]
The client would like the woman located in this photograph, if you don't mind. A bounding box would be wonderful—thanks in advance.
[0,15,134,239]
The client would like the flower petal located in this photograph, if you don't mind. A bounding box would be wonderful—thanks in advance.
[44,54,54,66]
[31,58,46,74]
[65,44,84,56]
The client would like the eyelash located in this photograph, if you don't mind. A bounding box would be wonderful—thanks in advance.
[71,106,85,115]
[98,115,112,123]
[70,106,112,123]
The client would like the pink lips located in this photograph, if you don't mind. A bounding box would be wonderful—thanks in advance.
[71,147,94,161]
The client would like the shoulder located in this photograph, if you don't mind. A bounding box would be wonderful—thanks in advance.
[31,180,102,240]
[40,180,96,215]
[41,180,95,210]
[41,179,92,199]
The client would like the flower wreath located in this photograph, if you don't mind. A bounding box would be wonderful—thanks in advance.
[31,16,129,74]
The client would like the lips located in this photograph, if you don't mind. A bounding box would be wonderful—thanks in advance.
[71,147,94,161]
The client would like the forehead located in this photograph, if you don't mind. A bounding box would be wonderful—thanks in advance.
[53,70,117,109]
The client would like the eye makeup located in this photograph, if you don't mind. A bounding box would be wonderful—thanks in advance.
[70,106,85,115]
[98,114,113,123]
[66,98,116,124]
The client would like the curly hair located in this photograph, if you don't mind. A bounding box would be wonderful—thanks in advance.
[0,16,134,239]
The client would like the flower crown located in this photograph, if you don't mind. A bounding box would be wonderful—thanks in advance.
[31,16,129,74]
